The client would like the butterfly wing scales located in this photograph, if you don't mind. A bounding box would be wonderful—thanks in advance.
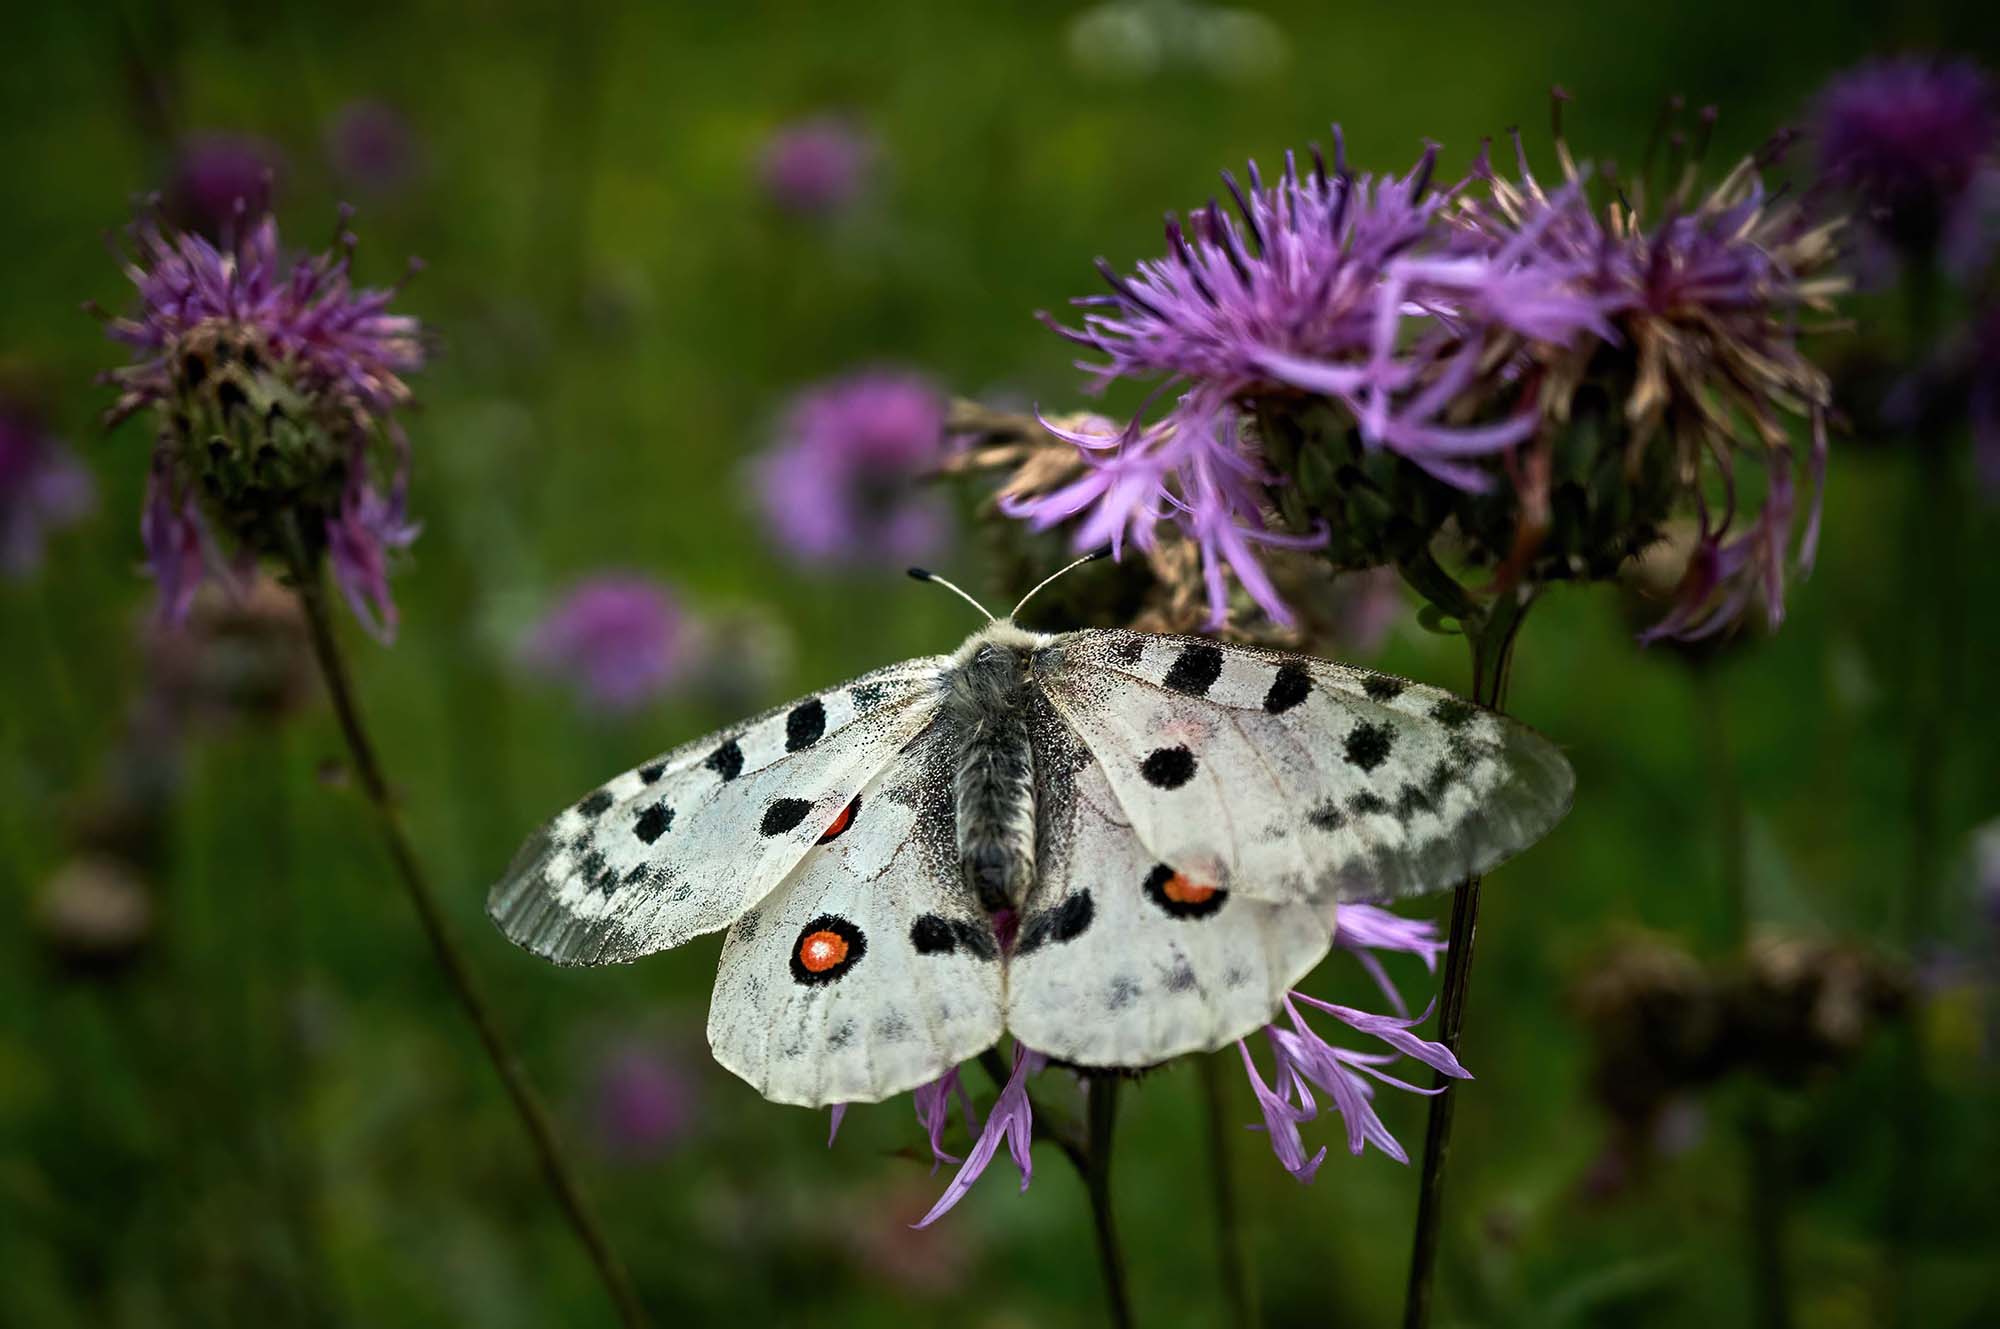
[1005,708,1332,1066]
[1035,630,1573,906]
[488,657,947,966]
[707,717,1004,1106]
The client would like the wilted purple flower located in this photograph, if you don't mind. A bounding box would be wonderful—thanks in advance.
[165,132,284,238]
[1814,57,1997,255]
[590,1042,699,1160]
[521,574,692,713]
[327,100,423,195]
[1458,117,1844,642]
[1024,132,1613,627]
[0,403,94,578]
[757,116,876,216]
[100,208,424,640]
[753,371,951,567]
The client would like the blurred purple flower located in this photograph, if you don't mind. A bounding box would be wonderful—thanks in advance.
[0,403,94,578]
[753,371,951,568]
[1024,132,1612,627]
[757,116,876,216]
[591,1042,699,1160]
[522,574,692,713]
[100,208,424,640]
[165,132,284,238]
[327,100,423,195]
[1814,57,1997,255]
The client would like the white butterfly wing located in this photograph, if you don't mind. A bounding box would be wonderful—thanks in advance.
[707,718,1004,1106]
[1033,630,1573,906]
[488,657,948,967]
[1005,709,1331,1066]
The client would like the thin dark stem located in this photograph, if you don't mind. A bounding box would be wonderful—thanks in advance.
[1401,588,1531,1329]
[1886,253,1952,1329]
[1198,1053,1255,1329]
[1696,666,1793,1329]
[285,552,647,1329]
[1086,1077,1136,1329]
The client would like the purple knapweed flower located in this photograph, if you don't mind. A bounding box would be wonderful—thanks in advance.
[165,132,284,238]
[1814,57,1997,256]
[1456,115,1844,642]
[1024,131,1612,627]
[757,116,877,217]
[521,574,693,713]
[327,100,423,196]
[0,402,94,578]
[99,207,424,640]
[590,1041,700,1161]
[753,370,952,568]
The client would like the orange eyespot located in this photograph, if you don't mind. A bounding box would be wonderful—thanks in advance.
[1161,873,1217,905]
[817,795,860,844]
[798,929,849,973]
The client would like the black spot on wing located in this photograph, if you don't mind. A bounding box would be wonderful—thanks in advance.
[1431,698,1478,729]
[908,913,998,960]
[1394,783,1435,822]
[1016,891,1095,956]
[785,699,827,751]
[1348,791,1390,817]
[1140,745,1197,789]
[576,789,615,818]
[760,798,813,836]
[632,802,674,844]
[850,682,885,710]
[706,739,744,781]
[1362,674,1406,703]
[1111,636,1144,666]
[1264,663,1312,713]
[1142,863,1228,919]
[1308,800,1347,832]
[1344,721,1394,772]
[638,762,666,784]
[789,914,865,986]
[1161,642,1224,697]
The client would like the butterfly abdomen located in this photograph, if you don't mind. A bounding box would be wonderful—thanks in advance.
[947,643,1038,913]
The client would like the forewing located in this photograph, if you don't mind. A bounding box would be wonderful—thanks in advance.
[1033,630,1573,906]
[708,718,1004,1106]
[488,657,946,967]
[1005,707,1331,1067]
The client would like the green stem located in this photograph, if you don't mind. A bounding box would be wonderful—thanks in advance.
[1198,1052,1255,1329]
[285,549,647,1329]
[1400,587,1531,1329]
[1086,1077,1136,1329]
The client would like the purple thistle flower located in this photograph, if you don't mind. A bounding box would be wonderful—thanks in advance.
[1813,57,1997,255]
[753,370,952,568]
[757,116,877,217]
[165,132,284,238]
[589,1041,700,1161]
[1459,121,1843,642]
[326,100,423,196]
[912,1045,1045,1229]
[1026,133,1612,627]
[520,574,693,713]
[100,207,424,640]
[0,402,95,579]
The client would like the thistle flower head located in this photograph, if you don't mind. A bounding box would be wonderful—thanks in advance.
[0,399,94,578]
[753,370,951,568]
[100,207,424,640]
[1454,108,1845,640]
[1023,130,1614,627]
[589,1040,700,1161]
[521,574,693,714]
[1813,56,1997,254]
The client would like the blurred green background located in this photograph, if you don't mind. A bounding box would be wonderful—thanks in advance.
[4,2,1999,1325]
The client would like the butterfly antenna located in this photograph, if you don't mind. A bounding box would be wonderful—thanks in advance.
[1010,547,1112,620]
[907,567,996,622]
